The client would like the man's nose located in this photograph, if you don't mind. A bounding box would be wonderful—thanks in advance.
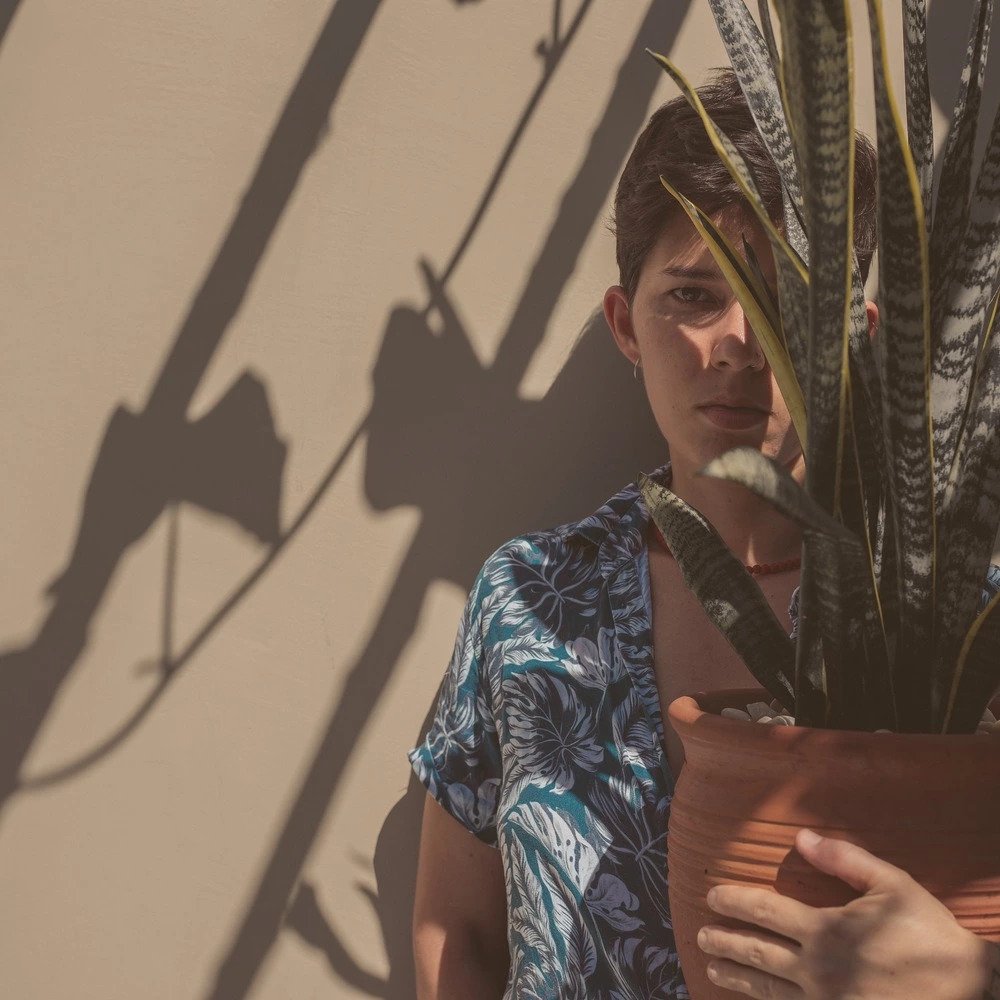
[711,306,766,370]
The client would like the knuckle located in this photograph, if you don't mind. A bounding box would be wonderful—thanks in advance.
[751,897,774,926]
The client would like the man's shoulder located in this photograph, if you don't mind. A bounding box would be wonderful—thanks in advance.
[484,464,666,569]
[473,461,669,601]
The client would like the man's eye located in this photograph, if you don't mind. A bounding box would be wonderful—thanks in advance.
[672,287,716,306]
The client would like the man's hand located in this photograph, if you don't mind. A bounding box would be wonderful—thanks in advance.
[696,828,1000,999]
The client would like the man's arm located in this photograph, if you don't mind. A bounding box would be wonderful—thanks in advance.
[413,794,509,999]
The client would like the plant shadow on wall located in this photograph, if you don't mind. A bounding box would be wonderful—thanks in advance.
[348,3,1000,998]
[212,3,690,998]
[0,2,989,1000]
[0,0,394,812]
[0,0,22,54]
[0,1,681,1000]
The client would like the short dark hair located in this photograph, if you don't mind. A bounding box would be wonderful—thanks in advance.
[610,67,878,302]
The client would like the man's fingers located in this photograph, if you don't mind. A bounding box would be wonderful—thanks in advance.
[794,829,909,895]
[704,957,804,1000]
[699,924,802,983]
[707,885,823,943]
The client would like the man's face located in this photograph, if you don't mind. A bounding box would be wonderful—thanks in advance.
[606,210,806,484]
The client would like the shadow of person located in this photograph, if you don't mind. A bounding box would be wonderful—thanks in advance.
[362,283,664,998]
[367,283,665,588]
[204,3,692,996]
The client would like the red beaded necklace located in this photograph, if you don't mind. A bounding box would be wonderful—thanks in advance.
[649,522,801,577]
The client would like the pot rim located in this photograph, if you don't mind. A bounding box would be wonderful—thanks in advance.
[668,687,1000,754]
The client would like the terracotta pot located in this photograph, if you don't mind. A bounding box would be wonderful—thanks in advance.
[667,687,1000,1000]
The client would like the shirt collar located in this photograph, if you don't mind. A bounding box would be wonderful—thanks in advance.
[564,460,672,579]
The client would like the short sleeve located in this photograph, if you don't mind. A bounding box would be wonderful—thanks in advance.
[407,558,503,848]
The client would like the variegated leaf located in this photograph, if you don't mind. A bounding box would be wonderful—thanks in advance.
[901,0,934,224]
[706,0,809,263]
[930,0,993,334]
[658,175,809,450]
[698,446,894,728]
[699,446,845,538]
[806,527,892,730]
[793,541,828,726]
[933,291,1000,729]
[758,0,782,83]
[845,267,889,550]
[646,47,810,383]
[932,102,1000,521]
[638,472,796,707]
[865,0,936,729]
[942,590,1000,733]
[772,0,853,518]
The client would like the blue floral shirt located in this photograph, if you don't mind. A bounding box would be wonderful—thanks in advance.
[407,460,1000,999]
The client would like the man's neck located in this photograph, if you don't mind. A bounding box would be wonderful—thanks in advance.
[667,457,803,566]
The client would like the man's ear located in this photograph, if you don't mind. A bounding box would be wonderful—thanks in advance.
[866,300,879,341]
[603,285,639,365]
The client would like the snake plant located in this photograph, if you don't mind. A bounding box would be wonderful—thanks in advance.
[638,0,1000,734]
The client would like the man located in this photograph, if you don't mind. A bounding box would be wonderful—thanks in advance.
[411,67,1000,999]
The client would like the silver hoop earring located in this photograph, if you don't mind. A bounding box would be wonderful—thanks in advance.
[633,357,642,381]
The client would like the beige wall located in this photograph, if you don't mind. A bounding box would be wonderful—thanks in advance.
[0,1,983,997]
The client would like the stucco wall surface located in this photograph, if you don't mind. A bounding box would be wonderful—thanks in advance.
[0,1,987,998]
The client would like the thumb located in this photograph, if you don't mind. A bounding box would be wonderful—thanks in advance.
[794,829,907,895]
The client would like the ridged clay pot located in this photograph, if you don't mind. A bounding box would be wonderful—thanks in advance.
[667,688,1000,1000]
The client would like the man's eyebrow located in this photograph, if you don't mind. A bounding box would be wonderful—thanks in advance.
[658,265,722,280]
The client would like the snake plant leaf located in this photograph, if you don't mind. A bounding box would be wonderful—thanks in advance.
[698,445,894,729]
[843,259,889,536]
[845,381,894,636]
[706,0,809,263]
[901,0,934,224]
[658,175,809,451]
[845,366,887,583]
[742,237,781,331]
[807,526,894,730]
[648,45,812,391]
[932,293,1000,729]
[930,0,993,333]
[699,446,846,538]
[646,50,808,285]
[773,250,812,409]
[743,233,792,360]
[792,542,829,727]
[845,273,889,544]
[638,472,796,708]
[647,47,812,392]
[942,590,1000,733]
[865,0,936,727]
[931,102,1000,521]
[771,0,854,518]
[757,0,782,83]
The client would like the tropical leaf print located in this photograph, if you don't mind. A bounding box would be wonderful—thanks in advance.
[505,672,604,792]
[410,464,688,995]
[563,626,621,689]
[585,873,643,932]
